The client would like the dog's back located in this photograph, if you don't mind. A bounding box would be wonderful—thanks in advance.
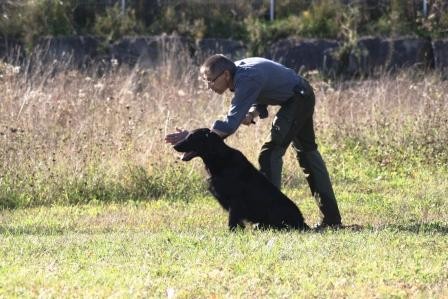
[207,149,308,230]
[174,128,309,231]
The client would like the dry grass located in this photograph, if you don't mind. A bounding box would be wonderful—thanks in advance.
[1,52,447,207]
[316,72,448,158]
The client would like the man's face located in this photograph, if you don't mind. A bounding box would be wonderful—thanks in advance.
[203,69,229,95]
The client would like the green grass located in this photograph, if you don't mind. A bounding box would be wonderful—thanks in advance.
[1,162,447,298]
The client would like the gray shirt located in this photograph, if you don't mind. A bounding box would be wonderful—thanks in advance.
[212,57,305,135]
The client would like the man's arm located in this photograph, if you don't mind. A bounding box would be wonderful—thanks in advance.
[212,77,262,135]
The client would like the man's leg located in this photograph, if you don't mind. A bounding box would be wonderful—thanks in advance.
[259,90,314,189]
[258,117,290,189]
[292,118,342,226]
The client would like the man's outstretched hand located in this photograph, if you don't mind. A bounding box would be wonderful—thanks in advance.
[165,128,189,145]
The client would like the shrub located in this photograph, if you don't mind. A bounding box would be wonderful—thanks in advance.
[148,5,207,40]
[0,1,26,39]
[93,3,143,43]
[298,0,342,38]
[22,0,75,46]
[2,0,448,51]
[148,2,247,41]
[244,15,302,56]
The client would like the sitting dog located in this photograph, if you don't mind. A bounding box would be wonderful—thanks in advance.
[173,128,309,231]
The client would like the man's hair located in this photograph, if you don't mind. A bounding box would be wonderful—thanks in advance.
[200,54,236,77]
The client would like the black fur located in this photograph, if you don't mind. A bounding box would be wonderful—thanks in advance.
[173,128,309,231]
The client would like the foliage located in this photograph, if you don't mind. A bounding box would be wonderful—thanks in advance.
[297,0,343,38]
[22,0,75,45]
[148,2,248,41]
[148,5,207,40]
[1,0,447,53]
[417,0,448,37]
[0,1,26,38]
[244,15,308,56]
[93,3,143,43]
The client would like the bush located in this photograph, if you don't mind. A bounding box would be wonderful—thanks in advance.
[243,15,300,56]
[22,0,75,46]
[1,0,448,51]
[244,1,360,56]
[298,0,343,38]
[93,3,143,43]
[0,2,25,39]
[148,2,248,41]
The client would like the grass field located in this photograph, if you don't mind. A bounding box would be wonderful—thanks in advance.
[1,186,447,297]
[1,57,447,297]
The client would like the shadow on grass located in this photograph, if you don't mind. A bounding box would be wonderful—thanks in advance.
[341,222,448,235]
[378,221,448,235]
[0,225,123,235]
[0,225,68,236]
[2,222,447,236]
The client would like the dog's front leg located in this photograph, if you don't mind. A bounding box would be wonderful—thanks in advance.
[228,206,245,231]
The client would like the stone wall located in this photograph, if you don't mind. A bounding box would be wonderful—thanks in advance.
[432,39,448,72]
[1,35,447,75]
[320,36,435,76]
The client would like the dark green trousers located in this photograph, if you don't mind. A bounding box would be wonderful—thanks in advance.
[258,81,342,225]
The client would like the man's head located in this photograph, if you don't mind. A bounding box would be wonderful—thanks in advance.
[200,54,236,94]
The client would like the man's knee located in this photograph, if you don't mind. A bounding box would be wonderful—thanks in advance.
[296,150,328,180]
[260,140,288,156]
[258,142,287,188]
[259,142,284,167]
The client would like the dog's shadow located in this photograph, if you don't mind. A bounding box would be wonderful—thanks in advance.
[336,221,448,235]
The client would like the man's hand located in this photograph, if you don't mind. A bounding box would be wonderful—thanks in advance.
[164,128,189,145]
[241,112,257,126]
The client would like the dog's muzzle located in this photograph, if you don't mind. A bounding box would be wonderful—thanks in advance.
[180,151,198,161]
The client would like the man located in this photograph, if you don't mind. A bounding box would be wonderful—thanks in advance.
[165,54,342,229]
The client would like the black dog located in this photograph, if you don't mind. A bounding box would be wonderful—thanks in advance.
[173,128,309,231]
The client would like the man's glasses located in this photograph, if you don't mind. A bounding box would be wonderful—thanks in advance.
[205,70,225,85]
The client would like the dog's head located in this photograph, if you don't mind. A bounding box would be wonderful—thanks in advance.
[173,128,223,161]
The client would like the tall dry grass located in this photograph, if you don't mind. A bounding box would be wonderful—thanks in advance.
[1,51,447,208]
[316,72,448,167]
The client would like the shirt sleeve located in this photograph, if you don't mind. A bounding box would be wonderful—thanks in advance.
[212,77,262,135]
